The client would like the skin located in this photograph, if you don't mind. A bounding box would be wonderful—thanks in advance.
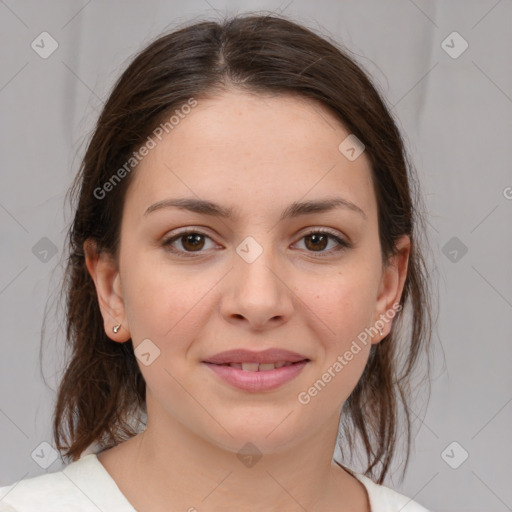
[85,89,410,512]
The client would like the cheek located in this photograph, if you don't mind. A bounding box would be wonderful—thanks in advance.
[317,266,379,347]
[120,249,210,342]
[297,278,376,413]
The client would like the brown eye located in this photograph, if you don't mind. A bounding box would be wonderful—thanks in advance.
[295,230,351,256]
[180,233,205,251]
[162,230,216,255]
[304,233,329,251]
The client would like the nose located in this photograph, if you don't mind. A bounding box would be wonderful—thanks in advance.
[219,241,294,330]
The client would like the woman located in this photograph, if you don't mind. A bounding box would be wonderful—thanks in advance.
[0,13,432,511]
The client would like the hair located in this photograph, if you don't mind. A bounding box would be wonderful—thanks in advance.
[52,12,433,483]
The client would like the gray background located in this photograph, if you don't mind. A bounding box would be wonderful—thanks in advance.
[1,1,511,511]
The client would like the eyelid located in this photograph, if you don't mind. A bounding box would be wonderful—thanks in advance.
[299,226,346,239]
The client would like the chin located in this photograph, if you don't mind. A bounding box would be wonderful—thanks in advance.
[199,412,305,456]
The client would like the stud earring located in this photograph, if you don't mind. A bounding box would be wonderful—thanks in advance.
[378,327,383,337]
[113,324,121,334]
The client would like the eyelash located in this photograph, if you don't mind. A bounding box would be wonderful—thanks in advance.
[161,228,351,258]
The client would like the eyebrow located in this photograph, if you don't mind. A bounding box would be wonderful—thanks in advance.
[144,196,367,222]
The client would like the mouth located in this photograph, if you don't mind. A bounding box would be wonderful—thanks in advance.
[201,348,310,391]
[206,360,310,371]
[202,358,310,392]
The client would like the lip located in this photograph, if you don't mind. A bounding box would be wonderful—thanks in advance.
[203,360,309,392]
[203,348,308,365]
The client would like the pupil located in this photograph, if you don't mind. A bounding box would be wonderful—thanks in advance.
[306,234,327,251]
[184,234,204,251]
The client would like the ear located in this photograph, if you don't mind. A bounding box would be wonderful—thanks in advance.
[371,234,410,344]
[84,239,130,343]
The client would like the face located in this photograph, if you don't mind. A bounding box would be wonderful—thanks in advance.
[87,89,409,455]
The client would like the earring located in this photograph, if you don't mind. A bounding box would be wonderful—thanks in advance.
[378,327,383,337]
[113,324,121,334]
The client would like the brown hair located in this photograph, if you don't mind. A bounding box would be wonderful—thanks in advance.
[52,13,433,483]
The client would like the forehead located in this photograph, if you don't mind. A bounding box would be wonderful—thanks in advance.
[125,90,376,222]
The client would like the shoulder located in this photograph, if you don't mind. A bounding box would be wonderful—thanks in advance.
[353,472,431,512]
[0,467,79,511]
[0,454,133,512]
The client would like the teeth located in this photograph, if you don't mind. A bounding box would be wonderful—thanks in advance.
[241,362,259,372]
[229,361,295,371]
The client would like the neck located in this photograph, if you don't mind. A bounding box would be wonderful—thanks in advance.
[101,406,368,512]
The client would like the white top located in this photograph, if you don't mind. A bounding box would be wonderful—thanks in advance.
[0,454,430,511]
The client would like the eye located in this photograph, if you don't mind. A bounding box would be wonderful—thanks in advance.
[161,227,351,258]
[162,230,217,255]
[294,229,351,256]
